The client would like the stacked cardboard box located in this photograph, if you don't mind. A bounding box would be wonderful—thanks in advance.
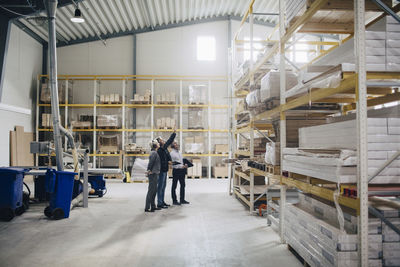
[156,117,176,129]
[40,82,66,103]
[10,126,34,166]
[99,93,122,104]
[156,92,176,104]
[214,144,228,154]
[125,143,146,154]
[98,134,120,153]
[187,158,202,177]
[130,90,151,104]
[212,164,228,178]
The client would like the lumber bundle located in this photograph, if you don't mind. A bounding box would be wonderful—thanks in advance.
[283,118,400,184]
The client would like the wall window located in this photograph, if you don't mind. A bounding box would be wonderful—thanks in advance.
[197,36,216,61]
[244,37,262,62]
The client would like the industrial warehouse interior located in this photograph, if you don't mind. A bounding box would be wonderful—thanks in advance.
[1,0,400,266]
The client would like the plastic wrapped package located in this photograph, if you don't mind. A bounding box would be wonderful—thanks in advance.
[40,82,66,103]
[189,85,206,104]
[188,108,204,129]
[98,134,120,153]
[97,115,120,128]
[245,89,261,108]
[265,142,280,165]
[131,158,149,181]
[260,71,298,102]
[185,143,204,154]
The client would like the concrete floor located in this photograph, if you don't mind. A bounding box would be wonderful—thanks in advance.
[0,179,301,267]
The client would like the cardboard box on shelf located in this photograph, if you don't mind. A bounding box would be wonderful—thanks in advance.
[213,164,228,178]
[215,144,228,154]
[10,126,34,166]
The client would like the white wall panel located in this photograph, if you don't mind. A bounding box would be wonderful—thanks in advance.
[0,24,42,166]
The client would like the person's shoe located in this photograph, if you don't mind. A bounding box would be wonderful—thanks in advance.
[181,200,190,204]
[173,201,181,205]
[145,209,154,212]
[163,202,170,207]
[158,205,168,209]
[154,207,162,210]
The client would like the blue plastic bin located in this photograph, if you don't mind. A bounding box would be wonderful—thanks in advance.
[88,175,106,197]
[44,169,77,220]
[0,168,26,221]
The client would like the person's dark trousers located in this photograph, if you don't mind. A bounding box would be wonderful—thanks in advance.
[157,171,167,206]
[145,173,158,210]
[171,169,186,202]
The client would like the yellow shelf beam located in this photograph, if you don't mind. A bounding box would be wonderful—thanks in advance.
[281,176,359,212]
[38,128,229,132]
[234,170,250,181]
[38,103,228,109]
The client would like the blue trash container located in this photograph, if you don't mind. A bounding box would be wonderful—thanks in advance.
[44,169,77,220]
[88,175,106,197]
[0,168,26,221]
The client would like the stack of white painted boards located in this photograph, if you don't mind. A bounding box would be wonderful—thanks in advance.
[282,118,400,184]
[285,192,400,267]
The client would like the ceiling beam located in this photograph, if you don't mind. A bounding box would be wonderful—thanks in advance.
[57,15,276,47]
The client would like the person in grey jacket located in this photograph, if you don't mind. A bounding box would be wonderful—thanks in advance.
[145,140,162,212]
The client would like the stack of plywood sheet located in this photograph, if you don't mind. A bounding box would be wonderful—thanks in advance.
[40,82,66,103]
[285,193,388,267]
[282,118,400,184]
[10,126,34,166]
[260,71,298,102]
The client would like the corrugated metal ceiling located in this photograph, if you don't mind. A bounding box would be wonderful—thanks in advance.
[16,0,278,45]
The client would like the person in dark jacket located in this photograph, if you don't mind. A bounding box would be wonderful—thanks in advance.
[156,128,176,208]
[145,139,161,212]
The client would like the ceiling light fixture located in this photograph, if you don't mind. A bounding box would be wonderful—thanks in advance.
[70,6,84,23]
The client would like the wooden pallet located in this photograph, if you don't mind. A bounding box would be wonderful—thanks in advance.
[130,100,151,104]
[156,127,173,130]
[215,176,228,179]
[104,174,123,179]
[187,127,204,130]
[99,151,119,154]
[214,151,228,154]
[187,176,201,179]
[72,125,91,129]
[287,244,310,267]
[157,101,176,105]
[188,102,205,105]
[99,101,122,104]
[97,126,119,129]
[125,151,146,155]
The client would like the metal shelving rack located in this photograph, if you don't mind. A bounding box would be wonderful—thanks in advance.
[36,74,229,178]
[231,0,400,265]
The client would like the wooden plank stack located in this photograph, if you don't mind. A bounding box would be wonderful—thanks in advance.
[97,115,120,128]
